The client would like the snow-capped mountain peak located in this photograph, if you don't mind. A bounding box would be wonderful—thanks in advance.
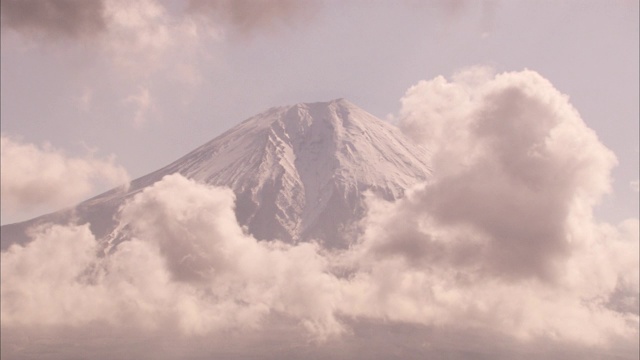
[1,99,431,248]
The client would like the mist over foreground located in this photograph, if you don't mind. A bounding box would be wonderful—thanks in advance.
[1,69,638,359]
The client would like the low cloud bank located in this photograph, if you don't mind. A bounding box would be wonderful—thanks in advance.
[2,174,343,339]
[1,69,638,358]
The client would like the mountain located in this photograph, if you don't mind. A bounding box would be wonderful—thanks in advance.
[1,99,431,249]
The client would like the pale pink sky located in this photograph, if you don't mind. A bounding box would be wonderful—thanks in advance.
[1,0,637,224]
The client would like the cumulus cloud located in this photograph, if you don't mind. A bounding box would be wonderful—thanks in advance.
[347,67,637,343]
[1,70,638,358]
[394,67,618,279]
[348,211,638,345]
[116,174,344,337]
[1,174,343,341]
[0,134,130,221]
[0,0,107,39]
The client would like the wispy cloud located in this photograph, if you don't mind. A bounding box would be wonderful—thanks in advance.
[125,86,153,127]
[1,0,211,129]
[186,0,320,39]
[0,134,129,221]
[0,0,107,39]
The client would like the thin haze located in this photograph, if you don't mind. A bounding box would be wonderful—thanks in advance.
[0,0,638,359]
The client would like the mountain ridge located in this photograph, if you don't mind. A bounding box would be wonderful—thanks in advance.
[1,99,431,249]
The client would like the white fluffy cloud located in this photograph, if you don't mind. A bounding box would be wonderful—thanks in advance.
[392,67,618,279]
[1,69,638,359]
[1,174,343,340]
[0,134,129,222]
[116,174,344,337]
[348,67,637,344]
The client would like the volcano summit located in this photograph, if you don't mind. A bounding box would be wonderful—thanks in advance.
[1,99,431,249]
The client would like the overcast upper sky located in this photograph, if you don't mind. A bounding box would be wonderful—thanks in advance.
[1,0,638,225]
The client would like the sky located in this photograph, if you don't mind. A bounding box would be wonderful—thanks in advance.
[1,1,639,359]
[1,0,638,225]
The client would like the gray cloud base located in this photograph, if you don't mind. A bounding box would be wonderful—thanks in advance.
[0,0,107,39]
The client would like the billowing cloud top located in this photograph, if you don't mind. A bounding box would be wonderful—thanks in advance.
[394,67,617,280]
